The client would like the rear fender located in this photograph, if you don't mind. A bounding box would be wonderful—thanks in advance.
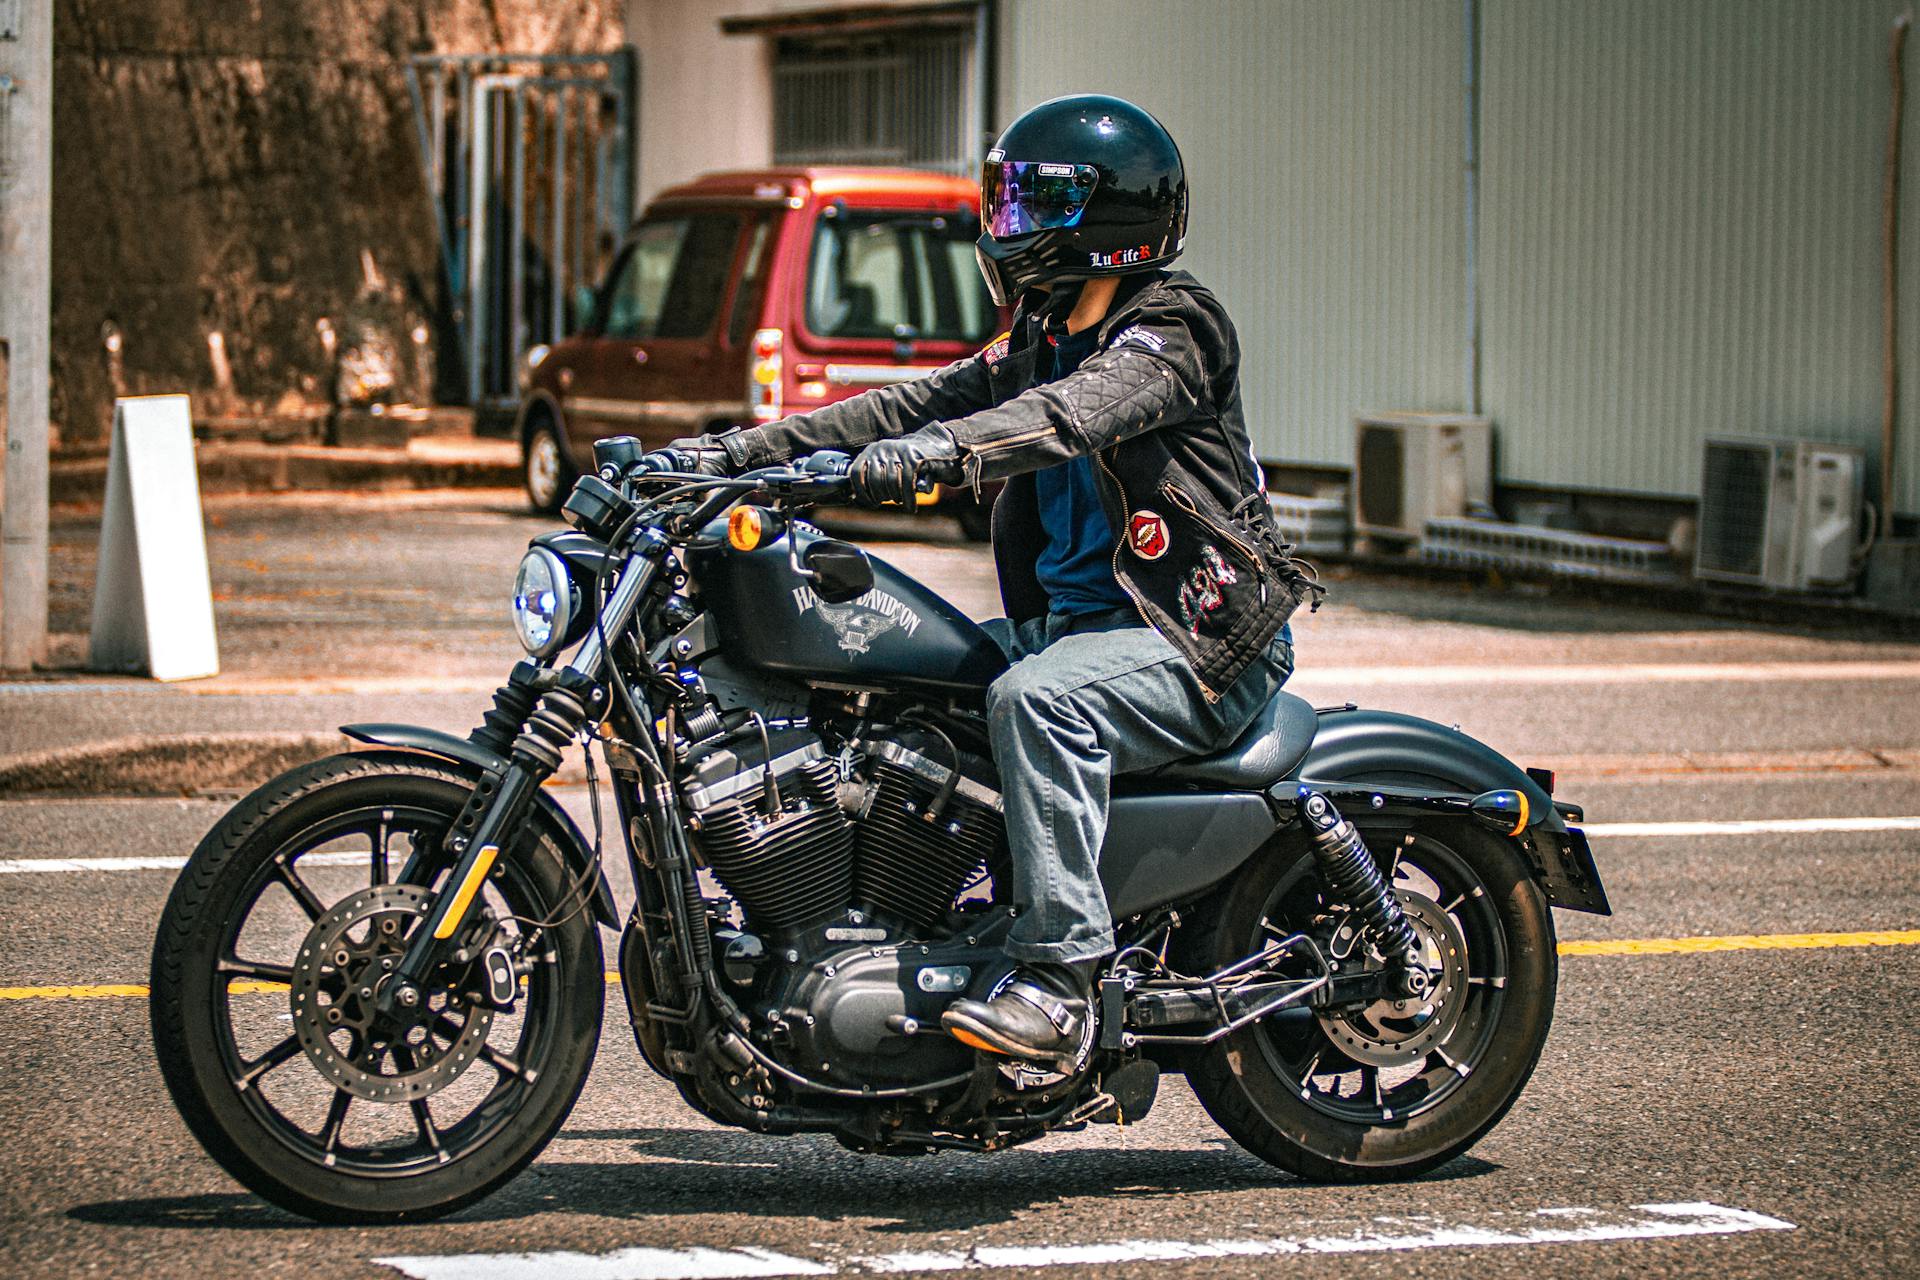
[341,723,619,928]
[1289,707,1610,915]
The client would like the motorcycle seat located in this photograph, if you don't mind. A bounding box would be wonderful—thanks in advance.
[1134,690,1320,790]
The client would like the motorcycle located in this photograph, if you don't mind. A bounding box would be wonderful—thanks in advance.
[150,439,1610,1223]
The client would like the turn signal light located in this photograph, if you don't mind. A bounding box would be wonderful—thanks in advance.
[728,505,769,552]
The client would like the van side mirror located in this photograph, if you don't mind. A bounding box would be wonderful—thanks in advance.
[804,541,874,604]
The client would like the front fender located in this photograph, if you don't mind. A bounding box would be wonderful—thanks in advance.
[341,723,619,928]
[1291,707,1609,915]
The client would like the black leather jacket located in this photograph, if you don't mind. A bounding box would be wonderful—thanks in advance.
[713,270,1322,698]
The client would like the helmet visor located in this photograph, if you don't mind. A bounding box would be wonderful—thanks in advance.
[981,161,1100,238]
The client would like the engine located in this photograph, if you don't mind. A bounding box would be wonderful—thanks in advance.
[680,720,1005,938]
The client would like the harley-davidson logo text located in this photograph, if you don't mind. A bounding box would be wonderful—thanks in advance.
[792,584,924,654]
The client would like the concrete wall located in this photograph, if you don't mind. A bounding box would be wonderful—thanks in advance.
[1002,0,1920,520]
[50,0,623,449]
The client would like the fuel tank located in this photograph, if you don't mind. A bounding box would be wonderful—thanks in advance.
[689,519,1007,693]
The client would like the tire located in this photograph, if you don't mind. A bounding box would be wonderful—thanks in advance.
[953,501,993,543]
[523,411,578,514]
[150,754,604,1223]
[1183,816,1556,1182]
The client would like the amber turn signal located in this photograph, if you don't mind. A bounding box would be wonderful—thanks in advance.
[728,505,768,551]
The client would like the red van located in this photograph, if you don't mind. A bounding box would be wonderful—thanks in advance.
[516,167,1005,536]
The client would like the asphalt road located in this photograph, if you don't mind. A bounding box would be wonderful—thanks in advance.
[4,496,1918,1277]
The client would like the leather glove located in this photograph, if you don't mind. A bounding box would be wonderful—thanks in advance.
[660,435,738,477]
[849,426,961,507]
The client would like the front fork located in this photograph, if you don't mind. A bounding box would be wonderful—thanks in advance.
[376,530,671,1019]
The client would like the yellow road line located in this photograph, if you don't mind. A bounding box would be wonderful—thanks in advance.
[1558,929,1920,956]
[5,932,1917,1002]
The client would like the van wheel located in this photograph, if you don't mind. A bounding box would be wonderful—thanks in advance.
[954,503,993,542]
[523,413,577,514]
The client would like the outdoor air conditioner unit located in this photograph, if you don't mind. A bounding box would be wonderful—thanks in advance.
[1695,437,1865,593]
[1352,412,1493,541]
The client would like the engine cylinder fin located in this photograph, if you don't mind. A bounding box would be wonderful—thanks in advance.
[693,759,855,932]
[855,761,1004,930]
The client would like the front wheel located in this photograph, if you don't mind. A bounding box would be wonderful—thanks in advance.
[150,754,604,1222]
[1184,817,1556,1181]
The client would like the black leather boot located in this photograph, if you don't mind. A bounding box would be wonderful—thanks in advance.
[941,962,1092,1063]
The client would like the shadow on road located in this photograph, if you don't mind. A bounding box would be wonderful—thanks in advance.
[65,1129,1499,1232]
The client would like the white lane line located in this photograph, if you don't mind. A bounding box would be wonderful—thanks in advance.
[1287,660,1920,686]
[5,816,1918,875]
[373,1202,1794,1279]
[1586,816,1920,838]
[0,851,366,875]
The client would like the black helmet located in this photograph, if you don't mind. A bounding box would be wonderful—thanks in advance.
[976,94,1188,306]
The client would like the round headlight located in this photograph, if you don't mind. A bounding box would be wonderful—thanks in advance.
[511,547,576,657]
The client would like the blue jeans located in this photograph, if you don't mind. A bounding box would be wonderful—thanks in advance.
[982,609,1295,965]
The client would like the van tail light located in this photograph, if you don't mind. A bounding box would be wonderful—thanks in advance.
[749,327,783,422]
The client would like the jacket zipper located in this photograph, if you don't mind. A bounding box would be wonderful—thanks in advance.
[1160,480,1264,568]
[1096,448,1221,703]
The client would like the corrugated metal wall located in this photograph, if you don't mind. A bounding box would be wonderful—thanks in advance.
[1001,0,1920,517]
[1001,0,1469,479]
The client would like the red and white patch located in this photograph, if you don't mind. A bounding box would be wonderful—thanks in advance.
[1128,510,1171,560]
[980,330,1012,367]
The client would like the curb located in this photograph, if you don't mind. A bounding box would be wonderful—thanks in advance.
[0,732,593,798]
[50,441,520,508]
[0,733,348,797]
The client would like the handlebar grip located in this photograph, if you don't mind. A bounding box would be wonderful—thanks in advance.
[799,450,854,477]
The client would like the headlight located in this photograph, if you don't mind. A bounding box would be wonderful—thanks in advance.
[518,343,551,391]
[511,546,578,657]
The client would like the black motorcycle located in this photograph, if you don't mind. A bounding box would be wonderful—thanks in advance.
[150,441,1610,1223]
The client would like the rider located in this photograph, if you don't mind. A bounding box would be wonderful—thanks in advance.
[668,94,1320,1062]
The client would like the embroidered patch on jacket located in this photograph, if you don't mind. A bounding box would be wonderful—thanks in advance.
[1128,510,1171,560]
[1176,544,1240,639]
[981,330,1012,366]
[1112,324,1167,352]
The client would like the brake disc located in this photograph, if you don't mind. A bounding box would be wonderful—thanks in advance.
[1315,889,1469,1070]
[288,884,494,1102]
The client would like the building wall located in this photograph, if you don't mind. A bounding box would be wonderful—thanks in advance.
[1002,0,1920,519]
[624,0,914,204]
[50,0,624,448]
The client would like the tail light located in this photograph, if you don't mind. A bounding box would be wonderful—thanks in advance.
[749,327,783,422]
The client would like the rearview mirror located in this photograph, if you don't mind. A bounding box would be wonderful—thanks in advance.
[804,541,874,604]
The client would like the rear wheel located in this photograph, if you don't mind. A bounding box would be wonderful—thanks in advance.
[1184,817,1555,1181]
[150,754,603,1222]
[523,411,578,514]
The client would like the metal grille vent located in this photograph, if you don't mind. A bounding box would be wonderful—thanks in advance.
[773,31,974,174]
[1356,425,1405,531]
[1697,441,1772,578]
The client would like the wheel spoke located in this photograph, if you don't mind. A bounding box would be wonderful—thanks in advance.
[218,956,294,984]
[371,811,393,887]
[1467,974,1507,989]
[480,1043,536,1083]
[235,1034,302,1089]
[319,1089,352,1161]
[275,858,326,920]
[411,1098,446,1160]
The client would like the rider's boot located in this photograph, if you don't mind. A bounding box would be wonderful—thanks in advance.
[941,961,1092,1064]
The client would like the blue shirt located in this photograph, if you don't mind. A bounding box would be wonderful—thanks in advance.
[1034,328,1133,615]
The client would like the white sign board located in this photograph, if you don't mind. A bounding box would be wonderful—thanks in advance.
[88,396,220,681]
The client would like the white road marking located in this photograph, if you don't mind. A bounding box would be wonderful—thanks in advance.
[4,815,1917,876]
[373,1203,1794,1279]
[1288,660,1920,686]
[0,850,366,875]
[1585,815,1920,838]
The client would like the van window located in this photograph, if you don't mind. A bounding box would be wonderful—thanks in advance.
[806,210,993,344]
[726,216,775,347]
[603,213,742,340]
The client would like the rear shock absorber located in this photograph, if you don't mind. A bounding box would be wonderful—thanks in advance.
[1297,790,1428,997]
